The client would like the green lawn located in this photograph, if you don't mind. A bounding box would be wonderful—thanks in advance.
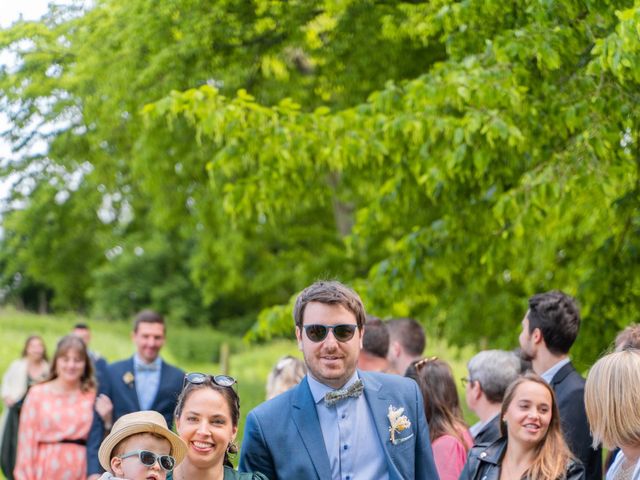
[0,307,476,479]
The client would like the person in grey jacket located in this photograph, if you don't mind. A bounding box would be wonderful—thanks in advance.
[460,373,585,480]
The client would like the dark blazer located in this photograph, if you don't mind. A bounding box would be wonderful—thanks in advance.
[550,362,602,480]
[460,437,586,480]
[86,356,184,476]
[90,353,110,392]
[239,370,439,480]
[473,415,502,446]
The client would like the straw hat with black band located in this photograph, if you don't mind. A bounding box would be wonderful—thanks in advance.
[98,411,187,471]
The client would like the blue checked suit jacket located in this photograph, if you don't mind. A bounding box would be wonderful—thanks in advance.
[239,370,439,480]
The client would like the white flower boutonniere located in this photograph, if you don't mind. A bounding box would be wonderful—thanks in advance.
[123,371,135,388]
[388,405,413,445]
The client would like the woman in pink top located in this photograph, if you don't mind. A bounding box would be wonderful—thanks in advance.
[14,335,96,480]
[412,357,473,480]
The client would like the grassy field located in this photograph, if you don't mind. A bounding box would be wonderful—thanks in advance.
[0,307,476,478]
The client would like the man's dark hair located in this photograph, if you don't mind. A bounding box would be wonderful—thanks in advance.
[293,280,366,330]
[73,322,89,330]
[527,290,580,355]
[362,316,389,358]
[386,318,426,356]
[133,309,166,333]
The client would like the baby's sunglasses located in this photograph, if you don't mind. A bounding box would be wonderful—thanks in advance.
[303,324,358,343]
[118,450,175,471]
[182,372,237,390]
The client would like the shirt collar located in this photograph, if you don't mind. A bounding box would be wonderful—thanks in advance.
[470,412,499,437]
[540,357,570,383]
[307,371,360,405]
[133,354,162,370]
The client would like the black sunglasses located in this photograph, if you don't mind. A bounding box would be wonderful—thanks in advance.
[183,372,237,389]
[118,450,175,471]
[303,324,358,343]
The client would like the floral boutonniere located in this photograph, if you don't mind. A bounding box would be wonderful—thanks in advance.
[388,405,413,445]
[123,371,135,388]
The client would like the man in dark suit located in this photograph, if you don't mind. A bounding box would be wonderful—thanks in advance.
[86,310,184,480]
[519,291,602,480]
[239,280,439,480]
[72,323,109,388]
[464,350,521,445]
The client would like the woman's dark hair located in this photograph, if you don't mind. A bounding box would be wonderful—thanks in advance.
[45,335,95,392]
[414,357,469,449]
[22,335,48,362]
[174,378,240,468]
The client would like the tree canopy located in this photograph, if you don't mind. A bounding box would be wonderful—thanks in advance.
[1,0,639,364]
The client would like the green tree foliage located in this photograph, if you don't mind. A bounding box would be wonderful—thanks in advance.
[1,0,639,364]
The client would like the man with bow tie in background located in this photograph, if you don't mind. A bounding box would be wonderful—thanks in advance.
[240,280,439,480]
[86,310,184,480]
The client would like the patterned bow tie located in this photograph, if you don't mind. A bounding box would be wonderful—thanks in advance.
[324,379,364,406]
[137,363,159,372]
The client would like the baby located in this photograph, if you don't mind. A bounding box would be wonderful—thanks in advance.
[98,411,186,480]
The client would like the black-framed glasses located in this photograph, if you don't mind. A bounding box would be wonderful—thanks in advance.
[118,450,176,471]
[303,324,358,343]
[461,377,473,387]
[183,372,237,389]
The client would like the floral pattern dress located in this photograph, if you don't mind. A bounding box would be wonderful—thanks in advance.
[14,382,96,480]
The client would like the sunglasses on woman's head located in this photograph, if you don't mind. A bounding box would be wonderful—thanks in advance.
[183,372,237,389]
[303,324,358,343]
[414,356,439,372]
[118,450,175,471]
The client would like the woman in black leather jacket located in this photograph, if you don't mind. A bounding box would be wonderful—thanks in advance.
[459,373,585,480]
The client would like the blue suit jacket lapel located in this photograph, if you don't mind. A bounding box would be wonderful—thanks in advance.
[291,378,332,480]
[125,357,141,411]
[361,371,404,480]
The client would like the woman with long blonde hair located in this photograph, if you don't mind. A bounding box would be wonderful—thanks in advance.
[585,348,640,480]
[460,372,584,480]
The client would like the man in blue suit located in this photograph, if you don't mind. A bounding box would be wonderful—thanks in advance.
[239,281,439,480]
[86,310,184,480]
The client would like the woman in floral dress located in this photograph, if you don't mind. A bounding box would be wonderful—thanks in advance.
[14,335,96,480]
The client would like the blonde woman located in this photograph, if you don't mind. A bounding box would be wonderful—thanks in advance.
[585,349,640,480]
[460,373,584,480]
[265,356,306,400]
[0,335,49,480]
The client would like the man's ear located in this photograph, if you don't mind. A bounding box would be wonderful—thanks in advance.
[473,381,484,401]
[295,326,303,351]
[358,326,365,349]
[389,340,401,358]
[532,327,543,345]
